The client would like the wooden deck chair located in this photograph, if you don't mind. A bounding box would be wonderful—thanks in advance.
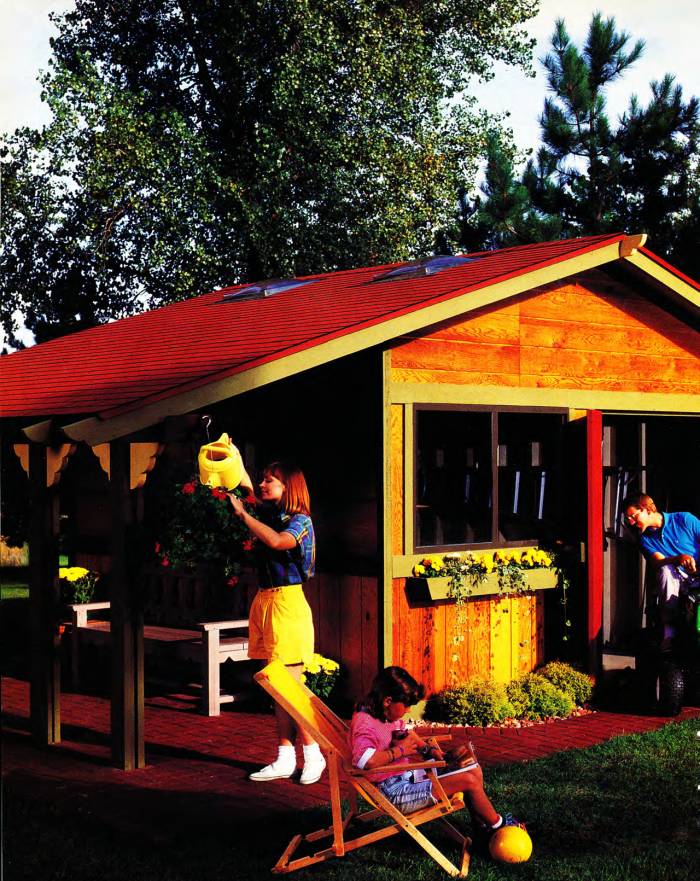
[254,661,471,877]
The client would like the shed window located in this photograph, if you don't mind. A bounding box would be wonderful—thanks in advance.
[415,408,563,551]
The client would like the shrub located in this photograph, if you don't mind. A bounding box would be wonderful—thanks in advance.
[506,673,573,720]
[537,660,593,706]
[426,680,515,727]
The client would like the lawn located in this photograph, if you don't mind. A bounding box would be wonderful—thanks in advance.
[3,719,698,881]
[0,584,29,600]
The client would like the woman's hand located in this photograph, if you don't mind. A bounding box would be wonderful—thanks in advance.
[228,493,246,519]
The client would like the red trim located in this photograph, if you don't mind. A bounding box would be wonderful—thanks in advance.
[638,247,700,291]
[586,410,604,673]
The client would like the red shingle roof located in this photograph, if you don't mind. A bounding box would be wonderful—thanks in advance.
[3,233,680,421]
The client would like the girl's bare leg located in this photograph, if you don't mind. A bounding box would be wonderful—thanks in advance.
[439,764,500,827]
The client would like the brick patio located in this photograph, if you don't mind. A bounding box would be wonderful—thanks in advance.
[2,675,698,844]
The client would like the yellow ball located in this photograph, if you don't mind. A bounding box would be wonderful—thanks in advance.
[488,825,533,863]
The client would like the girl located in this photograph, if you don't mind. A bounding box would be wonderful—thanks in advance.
[350,667,522,838]
[229,461,325,785]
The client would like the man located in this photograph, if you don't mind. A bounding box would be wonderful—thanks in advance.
[622,493,700,649]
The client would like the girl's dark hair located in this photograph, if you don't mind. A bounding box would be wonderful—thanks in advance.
[358,666,424,719]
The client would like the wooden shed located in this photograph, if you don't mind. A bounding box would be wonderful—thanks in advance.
[2,232,699,769]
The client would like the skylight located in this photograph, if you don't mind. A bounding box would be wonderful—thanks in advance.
[222,278,316,302]
[373,255,478,282]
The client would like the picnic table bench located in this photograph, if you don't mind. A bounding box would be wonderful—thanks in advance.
[67,568,250,716]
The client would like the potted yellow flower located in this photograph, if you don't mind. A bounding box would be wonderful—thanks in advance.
[301,653,341,700]
[58,566,99,605]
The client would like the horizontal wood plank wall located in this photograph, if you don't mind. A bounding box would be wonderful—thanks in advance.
[303,573,379,699]
[386,267,699,691]
[391,580,544,691]
[391,271,700,395]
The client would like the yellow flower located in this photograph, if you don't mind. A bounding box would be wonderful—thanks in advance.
[429,556,444,571]
[59,566,90,582]
[413,563,426,576]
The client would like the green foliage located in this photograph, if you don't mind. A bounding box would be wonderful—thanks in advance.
[506,672,574,720]
[426,679,515,727]
[1,0,539,347]
[462,13,700,279]
[538,660,593,706]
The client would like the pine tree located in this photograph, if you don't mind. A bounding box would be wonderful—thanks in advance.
[461,13,699,278]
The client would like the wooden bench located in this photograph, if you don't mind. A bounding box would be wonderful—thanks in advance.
[67,569,251,716]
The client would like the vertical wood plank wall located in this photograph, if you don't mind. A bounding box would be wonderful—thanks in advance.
[304,574,379,700]
[388,272,699,691]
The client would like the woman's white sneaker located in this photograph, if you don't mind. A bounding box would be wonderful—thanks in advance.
[299,753,326,785]
[249,759,296,782]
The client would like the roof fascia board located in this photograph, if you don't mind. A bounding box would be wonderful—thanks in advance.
[389,381,700,414]
[623,251,700,311]
[56,240,625,444]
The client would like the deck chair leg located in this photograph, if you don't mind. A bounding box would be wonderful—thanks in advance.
[327,750,345,857]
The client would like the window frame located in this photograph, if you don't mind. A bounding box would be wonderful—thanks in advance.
[412,404,567,554]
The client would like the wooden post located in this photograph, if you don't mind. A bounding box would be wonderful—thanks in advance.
[586,410,604,675]
[28,443,61,744]
[109,439,145,769]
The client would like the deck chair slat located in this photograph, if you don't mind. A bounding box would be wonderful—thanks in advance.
[254,661,471,877]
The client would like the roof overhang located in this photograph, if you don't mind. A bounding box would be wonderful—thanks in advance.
[21,235,699,445]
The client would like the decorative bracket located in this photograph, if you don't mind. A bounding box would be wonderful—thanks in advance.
[12,443,77,487]
[90,442,164,489]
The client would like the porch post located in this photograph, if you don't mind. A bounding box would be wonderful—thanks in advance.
[586,410,604,675]
[109,439,145,769]
[28,443,61,744]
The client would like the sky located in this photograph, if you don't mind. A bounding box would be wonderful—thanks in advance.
[1,0,699,349]
[2,0,699,146]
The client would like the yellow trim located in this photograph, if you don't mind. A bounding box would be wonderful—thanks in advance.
[55,242,625,443]
[382,350,394,666]
[388,382,700,414]
[623,251,700,309]
[403,404,414,556]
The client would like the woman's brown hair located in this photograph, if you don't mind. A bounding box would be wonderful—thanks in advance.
[264,461,311,516]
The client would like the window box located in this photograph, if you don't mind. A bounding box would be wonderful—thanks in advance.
[406,566,558,602]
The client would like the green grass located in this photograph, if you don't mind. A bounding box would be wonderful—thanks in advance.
[0,583,29,600]
[3,718,698,881]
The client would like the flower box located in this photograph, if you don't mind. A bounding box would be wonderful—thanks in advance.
[407,567,558,602]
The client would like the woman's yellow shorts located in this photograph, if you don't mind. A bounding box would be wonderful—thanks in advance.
[248,584,314,666]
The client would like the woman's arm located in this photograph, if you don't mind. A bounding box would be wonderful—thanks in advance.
[228,495,296,551]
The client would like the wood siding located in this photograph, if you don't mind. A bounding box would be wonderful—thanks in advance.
[304,573,379,700]
[390,271,700,395]
[391,579,544,691]
[387,270,698,690]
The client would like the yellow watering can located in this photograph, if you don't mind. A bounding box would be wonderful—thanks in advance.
[198,433,244,490]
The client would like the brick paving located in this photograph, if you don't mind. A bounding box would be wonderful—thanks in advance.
[2,675,698,843]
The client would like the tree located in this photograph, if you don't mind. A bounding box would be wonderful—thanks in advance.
[0,0,539,348]
[461,13,699,276]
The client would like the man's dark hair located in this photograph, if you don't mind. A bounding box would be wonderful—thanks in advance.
[621,493,656,512]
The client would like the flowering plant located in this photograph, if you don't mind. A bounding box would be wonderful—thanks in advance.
[59,566,99,604]
[155,479,256,581]
[301,653,341,700]
[412,548,554,601]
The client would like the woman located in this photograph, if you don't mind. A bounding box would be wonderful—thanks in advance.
[229,461,325,785]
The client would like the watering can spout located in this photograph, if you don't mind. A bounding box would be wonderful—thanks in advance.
[198,433,244,490]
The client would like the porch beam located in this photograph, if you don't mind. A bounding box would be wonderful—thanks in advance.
[109,439,145,770]
[28,443,61,745]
